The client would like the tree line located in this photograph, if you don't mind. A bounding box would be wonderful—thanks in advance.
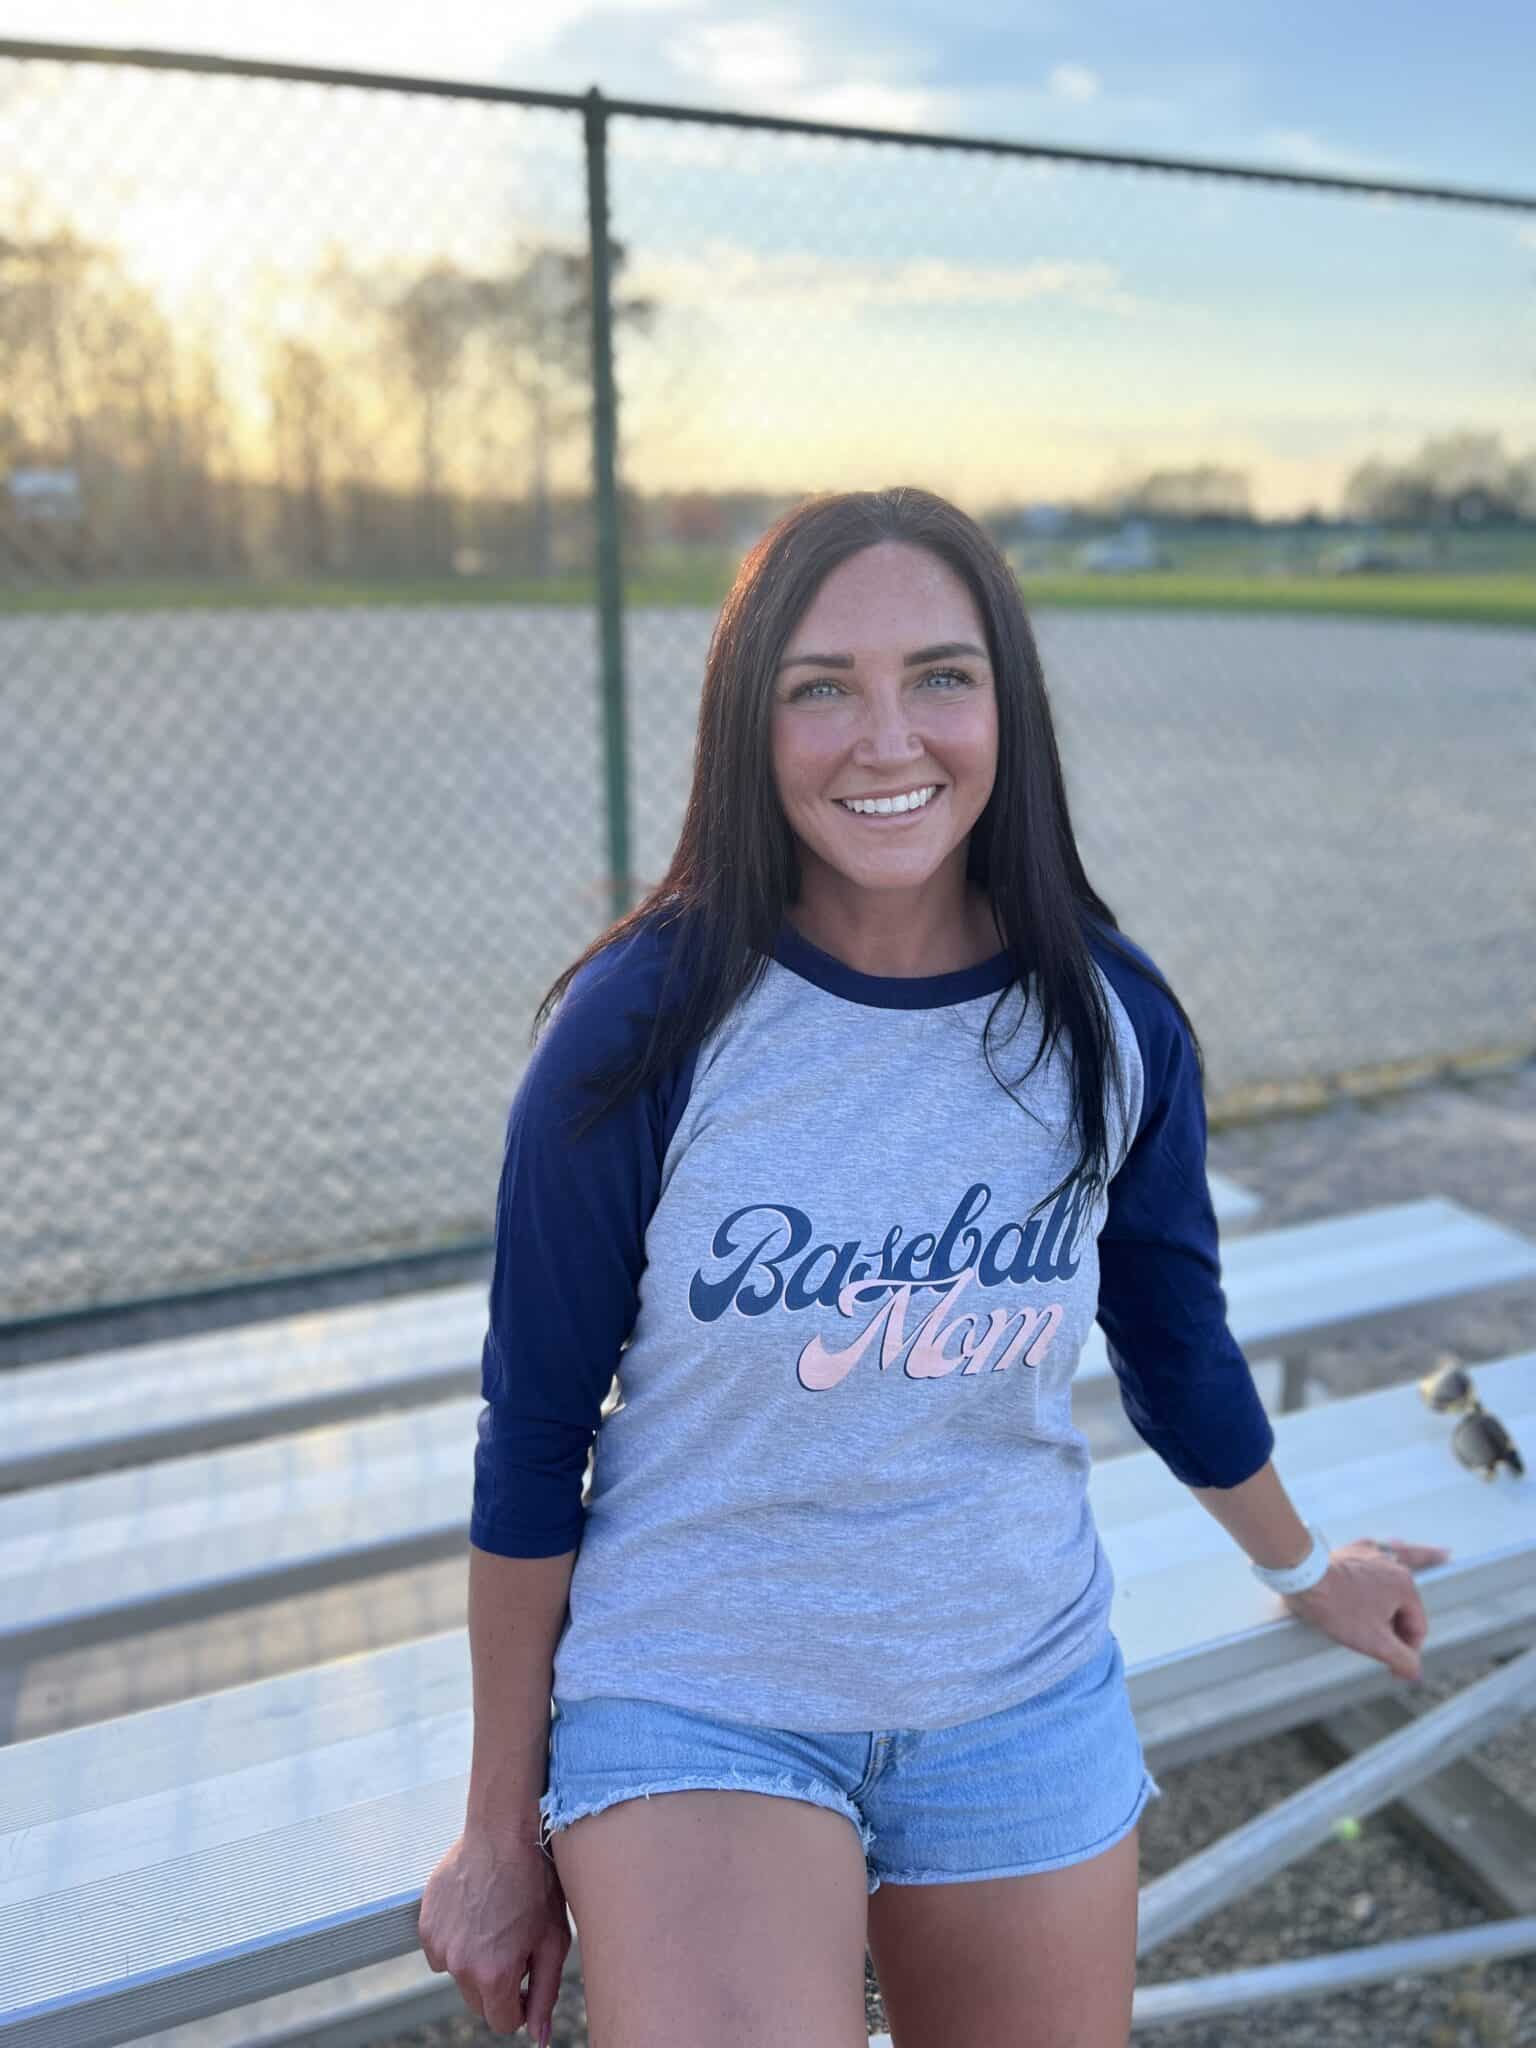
[2,216,1531,586]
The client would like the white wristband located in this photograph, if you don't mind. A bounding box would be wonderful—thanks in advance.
[1250,1522,1332,1595]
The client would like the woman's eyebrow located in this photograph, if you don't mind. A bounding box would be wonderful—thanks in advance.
[776,639,988,673]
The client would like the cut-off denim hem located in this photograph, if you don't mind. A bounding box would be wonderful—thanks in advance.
[539,1771,878,1883]
[871,1766,1161,1888]
[537,1628,1157,1896]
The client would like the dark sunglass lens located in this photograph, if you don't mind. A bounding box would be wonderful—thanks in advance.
[1419,1362,1474,1411]
[1451,1410,1524,1479]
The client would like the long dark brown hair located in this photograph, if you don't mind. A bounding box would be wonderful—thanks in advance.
[532,485,1206,1219]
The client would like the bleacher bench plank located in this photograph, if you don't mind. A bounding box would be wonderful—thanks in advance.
[0,1175,1264,1494]
[0,1398,480,1662]
[1207,1169,1261,1224]
[1075,1194,1536,1381]
[0,1293,488,1493]
[6,1200,1533,1662]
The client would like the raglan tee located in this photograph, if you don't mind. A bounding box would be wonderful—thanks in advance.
[470,907,1276,1732]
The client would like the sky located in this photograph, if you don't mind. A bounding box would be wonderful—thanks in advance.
[2,0,1533,517]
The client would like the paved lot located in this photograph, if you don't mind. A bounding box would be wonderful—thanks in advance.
[3,602,1533,1320]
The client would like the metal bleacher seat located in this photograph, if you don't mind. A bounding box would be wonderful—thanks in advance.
[0,1174,1266,1496]
[3,1353,1532,2046]
[6,1198,1534,1668]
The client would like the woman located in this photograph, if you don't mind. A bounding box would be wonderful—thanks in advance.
[419,486,1449,2047]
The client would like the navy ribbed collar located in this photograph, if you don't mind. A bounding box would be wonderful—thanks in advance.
[770,919,1017,1010]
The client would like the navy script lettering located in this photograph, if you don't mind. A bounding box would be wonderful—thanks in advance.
[687,1179,1091,1324]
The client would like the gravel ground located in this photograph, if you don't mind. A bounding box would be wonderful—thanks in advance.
[6,605,1534,1324]
[5,1055,1534,2045]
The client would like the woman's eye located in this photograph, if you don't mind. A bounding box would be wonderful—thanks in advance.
[789,668,973,702]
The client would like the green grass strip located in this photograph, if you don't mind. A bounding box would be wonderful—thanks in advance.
[2,570,1534,627]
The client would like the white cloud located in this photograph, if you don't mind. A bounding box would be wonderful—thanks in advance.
[1253,127,1416,184]
[1047,64,1101,104]
[794,79,945,130]
[629,239,1141,317]
[659,10,947,129]
[665,18,811,95]
[0,0,706,72]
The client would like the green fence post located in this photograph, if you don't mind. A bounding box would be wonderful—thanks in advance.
[583,85,631,922]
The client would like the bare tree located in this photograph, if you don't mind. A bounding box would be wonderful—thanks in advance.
[467,239,657,578]
[307,239,658,577]
[1343,430,1526,528]
[0,208,229,574]
[319,254,487,570]
[266,337,338,574]
[1119,464,1253,523]
[0,220,101,476]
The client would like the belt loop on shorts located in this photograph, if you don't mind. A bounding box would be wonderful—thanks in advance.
[860,1731,897,1789]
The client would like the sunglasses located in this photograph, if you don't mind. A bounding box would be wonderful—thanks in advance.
[1417,1360,1524,1481]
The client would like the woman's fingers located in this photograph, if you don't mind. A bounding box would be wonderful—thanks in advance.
[1394,1590,1429,1650]
[1396,1607,1427,1650]
[1287,1543,1447,1682]
[1383,1549,1434,1674]
[1384,1540,1453,1568]
[1386,1638,1423,1681]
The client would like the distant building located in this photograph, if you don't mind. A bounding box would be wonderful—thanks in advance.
[8,467,82,520]
[1020,503,1069,535]
[665,492,729,545]
[1074,520,1167,573]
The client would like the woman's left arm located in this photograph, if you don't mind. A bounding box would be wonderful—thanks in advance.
[1086,959,1452,1683]
[1188,1457,1451,1682]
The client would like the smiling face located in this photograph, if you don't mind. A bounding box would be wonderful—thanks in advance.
[769,540,999,935]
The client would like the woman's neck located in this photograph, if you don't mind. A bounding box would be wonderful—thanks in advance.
[784,882,1003,979]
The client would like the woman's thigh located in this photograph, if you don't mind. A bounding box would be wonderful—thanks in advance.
[540,1695,874,2048]
[865,1825,1141,2048]
[549,1789,870,2048]
[538,1633,1156,2044]
[862,1629,1157,2047]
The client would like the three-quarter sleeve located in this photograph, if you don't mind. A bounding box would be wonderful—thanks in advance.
[470,922,695,1557]
[1092,947,1276,1490]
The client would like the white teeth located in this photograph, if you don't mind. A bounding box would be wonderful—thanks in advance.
[837,784,938,816]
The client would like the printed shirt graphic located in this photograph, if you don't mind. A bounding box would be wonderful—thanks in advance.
[470,909,1275,1731]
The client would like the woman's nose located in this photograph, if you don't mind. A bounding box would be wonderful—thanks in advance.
[854,691,924,760]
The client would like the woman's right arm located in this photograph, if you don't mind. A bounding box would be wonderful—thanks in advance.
[460,921,686,1801]
[417,1544,580,2041]
[426,920,684,2034]
[464,1542,579,1843]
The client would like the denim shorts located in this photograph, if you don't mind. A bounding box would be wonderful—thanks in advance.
[537,1628,1161,1894]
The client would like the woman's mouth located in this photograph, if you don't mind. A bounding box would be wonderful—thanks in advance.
[833,782,944,821]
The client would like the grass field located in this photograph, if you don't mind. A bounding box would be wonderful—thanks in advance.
[3,567,1536,627]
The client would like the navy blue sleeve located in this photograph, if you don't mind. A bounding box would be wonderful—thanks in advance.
[470,918,697,1558]
[1088,927,1276,1489]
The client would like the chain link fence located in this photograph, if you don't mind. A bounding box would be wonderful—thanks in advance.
[2,42,1534,1327]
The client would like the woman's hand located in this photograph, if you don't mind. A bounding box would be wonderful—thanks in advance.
[419,1824,571,2041]
[1281,1536,1452,1681]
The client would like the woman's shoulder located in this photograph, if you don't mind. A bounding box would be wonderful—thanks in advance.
[1081,914,1187,1047]
[564,904,683,1002]
[1083,913,1160,994]
[538,905,693,1071]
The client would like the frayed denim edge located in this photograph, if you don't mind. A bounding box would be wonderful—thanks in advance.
[872,1767,1162,1888]
[538,1772,882,1893]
